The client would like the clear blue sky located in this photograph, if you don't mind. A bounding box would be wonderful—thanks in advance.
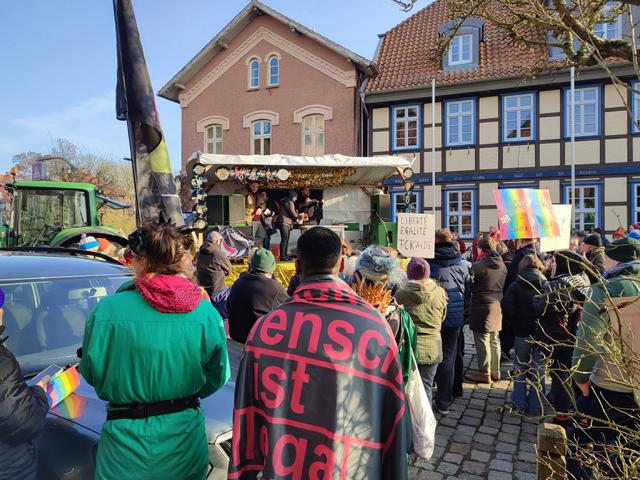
[0,0,422,174]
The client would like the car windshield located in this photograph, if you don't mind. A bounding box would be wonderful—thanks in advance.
[0,275,131,375]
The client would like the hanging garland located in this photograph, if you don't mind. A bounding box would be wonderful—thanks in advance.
[233,167,357,188]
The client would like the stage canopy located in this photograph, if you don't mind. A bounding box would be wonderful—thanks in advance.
[187,152,412,187]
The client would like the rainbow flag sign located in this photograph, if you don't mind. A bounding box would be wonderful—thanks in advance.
[493,189,560,240]
[46,365,81,408]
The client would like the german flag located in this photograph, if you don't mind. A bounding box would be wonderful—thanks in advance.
[113,0,184,227]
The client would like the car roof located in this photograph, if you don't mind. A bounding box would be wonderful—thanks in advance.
[0,250,132,281]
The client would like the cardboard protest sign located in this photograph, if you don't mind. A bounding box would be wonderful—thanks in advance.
[540,205,573,252]
[493,188,560,240]
[397,213,435,259]
[609,297,640,405]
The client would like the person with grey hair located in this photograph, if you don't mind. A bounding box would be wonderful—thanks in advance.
[352,246,414,381]
[196,230,232,296]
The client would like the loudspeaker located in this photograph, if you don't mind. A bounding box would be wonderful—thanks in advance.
[206,195,228,225]
[228,194,247,226]
[371,194,392,223]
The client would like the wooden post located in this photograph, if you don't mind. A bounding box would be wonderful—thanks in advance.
[537,423,568,480]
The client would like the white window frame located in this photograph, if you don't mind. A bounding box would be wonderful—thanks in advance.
[392,105,420,150]
[204,125,223,154]
[391,189,423,222]
[268,55,279,87]
[503,93,535,142]
[302,115,324,156]
[633,81,640,134]
[594,3,622,40]
[445,99,475,146]
[445,189,475,239]
[251,120,271,155]
[564,184,600,231]
[566,87,600,137]
[248,59,260,89]
[633,184,640,225]
[447,34,473,66]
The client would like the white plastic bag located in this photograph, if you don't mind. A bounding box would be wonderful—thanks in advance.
[406,350,437,458]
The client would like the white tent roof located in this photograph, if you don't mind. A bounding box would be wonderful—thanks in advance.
[188,153,412,186]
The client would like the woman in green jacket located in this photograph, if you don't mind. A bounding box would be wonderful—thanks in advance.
[79,223,230,480]
[395,257,448,402]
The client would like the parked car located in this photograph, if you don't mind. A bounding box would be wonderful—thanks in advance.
[0,248,238,480]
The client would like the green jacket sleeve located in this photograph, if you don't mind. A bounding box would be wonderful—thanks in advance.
[572,286,608,384]
[78,311,97,387]
[199,310,231,399]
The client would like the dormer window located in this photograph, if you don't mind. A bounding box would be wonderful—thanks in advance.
[448,34,473,66]
[438,18,483,72]
[594,2,622,40]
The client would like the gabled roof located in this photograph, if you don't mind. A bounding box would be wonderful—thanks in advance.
[159,0,377,103]
[365,0,547,94]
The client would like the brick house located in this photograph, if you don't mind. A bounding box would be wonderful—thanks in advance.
[365,0,640,236]
[159,0,376,169]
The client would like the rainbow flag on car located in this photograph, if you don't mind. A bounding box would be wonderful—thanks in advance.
[46,365,81,408]
[493,188,560,240]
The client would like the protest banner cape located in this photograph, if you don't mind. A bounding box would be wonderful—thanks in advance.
[493,188,559,240]
[229,276,408,479]
[113,0,184,227]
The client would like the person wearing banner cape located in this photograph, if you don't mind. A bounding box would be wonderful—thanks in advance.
[228,227,408,479]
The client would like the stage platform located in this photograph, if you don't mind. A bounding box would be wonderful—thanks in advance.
[224,258,410,289]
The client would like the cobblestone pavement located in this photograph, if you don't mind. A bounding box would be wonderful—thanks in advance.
[408,327,538,480]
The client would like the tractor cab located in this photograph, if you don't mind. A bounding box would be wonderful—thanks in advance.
[1,181,128,248]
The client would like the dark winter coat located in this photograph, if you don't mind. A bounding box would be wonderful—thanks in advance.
[276,192,299,226]
[470,253,507,334]
[196,238,232,295]
[586,247,606,276]
[428,242,472,328]
[504,243,538,291]
[227,271,289,343]
[501,251,515,269]
[0,338,49,480]
[501,268,548,338]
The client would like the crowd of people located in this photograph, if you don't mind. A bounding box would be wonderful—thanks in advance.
[3,218,640,479]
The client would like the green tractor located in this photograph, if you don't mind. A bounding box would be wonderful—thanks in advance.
[0,180,129,248]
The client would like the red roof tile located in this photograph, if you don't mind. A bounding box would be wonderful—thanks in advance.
[366,0,549,93]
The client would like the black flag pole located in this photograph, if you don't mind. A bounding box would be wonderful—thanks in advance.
[125,120,142,225]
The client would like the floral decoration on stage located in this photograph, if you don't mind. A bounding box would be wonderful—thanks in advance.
[214,166,290,183]
[233,167,357,188]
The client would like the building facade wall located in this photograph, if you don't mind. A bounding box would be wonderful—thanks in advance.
[367,79,640,238]
[179,15,360,168]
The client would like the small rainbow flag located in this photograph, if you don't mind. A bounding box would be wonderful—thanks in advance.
[493,189,560,240]
[46,365,81,408]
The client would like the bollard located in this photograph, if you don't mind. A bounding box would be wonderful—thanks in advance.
[536,422,568,480]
